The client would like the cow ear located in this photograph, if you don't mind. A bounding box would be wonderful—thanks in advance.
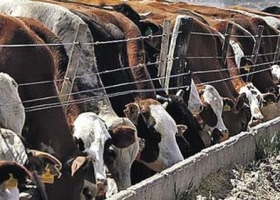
[0,160,31,185]
[69,156,95,182]
[27,149,62,171]
[109,125,136,148]
[124,103,140,124]
[177,124,188,136]
[140,20,160,36]
[222,98,234,112]
[263,92,277,106]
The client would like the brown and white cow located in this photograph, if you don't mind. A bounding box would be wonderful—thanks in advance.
[0,13,97,200]
[39,0,185,188]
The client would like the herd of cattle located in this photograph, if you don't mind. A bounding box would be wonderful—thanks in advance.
[1,0,280,199]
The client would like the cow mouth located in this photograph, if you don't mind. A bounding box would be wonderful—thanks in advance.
[249,118,263,127]
[96,179,108,198]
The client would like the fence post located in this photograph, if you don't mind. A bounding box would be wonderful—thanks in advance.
[222,23,233,65]
[164,15,193,95]
[246,25,264,82]
[158,19,171,87]
[60,23,88,110]
[273,35,280,64]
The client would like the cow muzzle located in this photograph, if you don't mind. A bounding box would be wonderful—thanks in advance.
[95,179,108,199]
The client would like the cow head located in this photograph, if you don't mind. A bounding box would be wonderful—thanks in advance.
[73,112,139,194]
[105,123,138,191]
[156,92,205,158]
[260,92,279,121]
[0,161,31,200]
[124,98,183,172]
[222,93,252,136]
[198,85,229,143]
[238,82,264,126]
[73,112,113,198]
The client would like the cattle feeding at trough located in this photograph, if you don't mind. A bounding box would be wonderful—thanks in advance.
[0,0,279,199]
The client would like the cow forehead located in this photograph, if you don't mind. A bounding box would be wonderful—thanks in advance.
[202,85,222,107]
[149,104,177,135]
[74,113,111,144]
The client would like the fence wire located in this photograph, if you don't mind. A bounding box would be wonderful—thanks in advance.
[0,24,279,113]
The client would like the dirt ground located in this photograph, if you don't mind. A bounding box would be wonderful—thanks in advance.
[181,152,280,200]
[179,132,280,200]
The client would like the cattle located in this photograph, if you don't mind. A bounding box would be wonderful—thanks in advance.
[44,0,185,172]
[0,1,105,112]
[15,16,85,128]
[73,110,139,196]
[128,1,278,125]
[156,91,207,157]
[0,13,98,200]
[166,2,279,95]
[109,2,253,138]
[30,0,185,192]
[98,103,140,191]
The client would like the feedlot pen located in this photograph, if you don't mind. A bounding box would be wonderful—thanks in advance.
[109,117,280,200]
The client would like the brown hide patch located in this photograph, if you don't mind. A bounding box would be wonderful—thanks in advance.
[136,98,160,108]
[109,125,136,148]
[124,102,140,125]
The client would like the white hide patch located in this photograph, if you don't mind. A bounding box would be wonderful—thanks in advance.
[73,112,111,181]
[271,65,280,83]
[230,40,244,70]
[188,79,203,114]
[0,187,20,200]
[0,128,28,165]
[202,85,228,133]
[239,83,264,122]
[0,73,25,135]
[148,105,183,169]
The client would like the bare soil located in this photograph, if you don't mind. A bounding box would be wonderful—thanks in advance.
[182,152,280,200]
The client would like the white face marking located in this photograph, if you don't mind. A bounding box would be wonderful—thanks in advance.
[73,112,111,181]
[202,85,228,133]
[146,105,183,170]
[239,83,264,123]
[0,128,28,165]
[188,79,203,114]
[0,73,25,135]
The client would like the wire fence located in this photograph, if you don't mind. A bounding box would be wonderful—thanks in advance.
[1,22,280,113]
